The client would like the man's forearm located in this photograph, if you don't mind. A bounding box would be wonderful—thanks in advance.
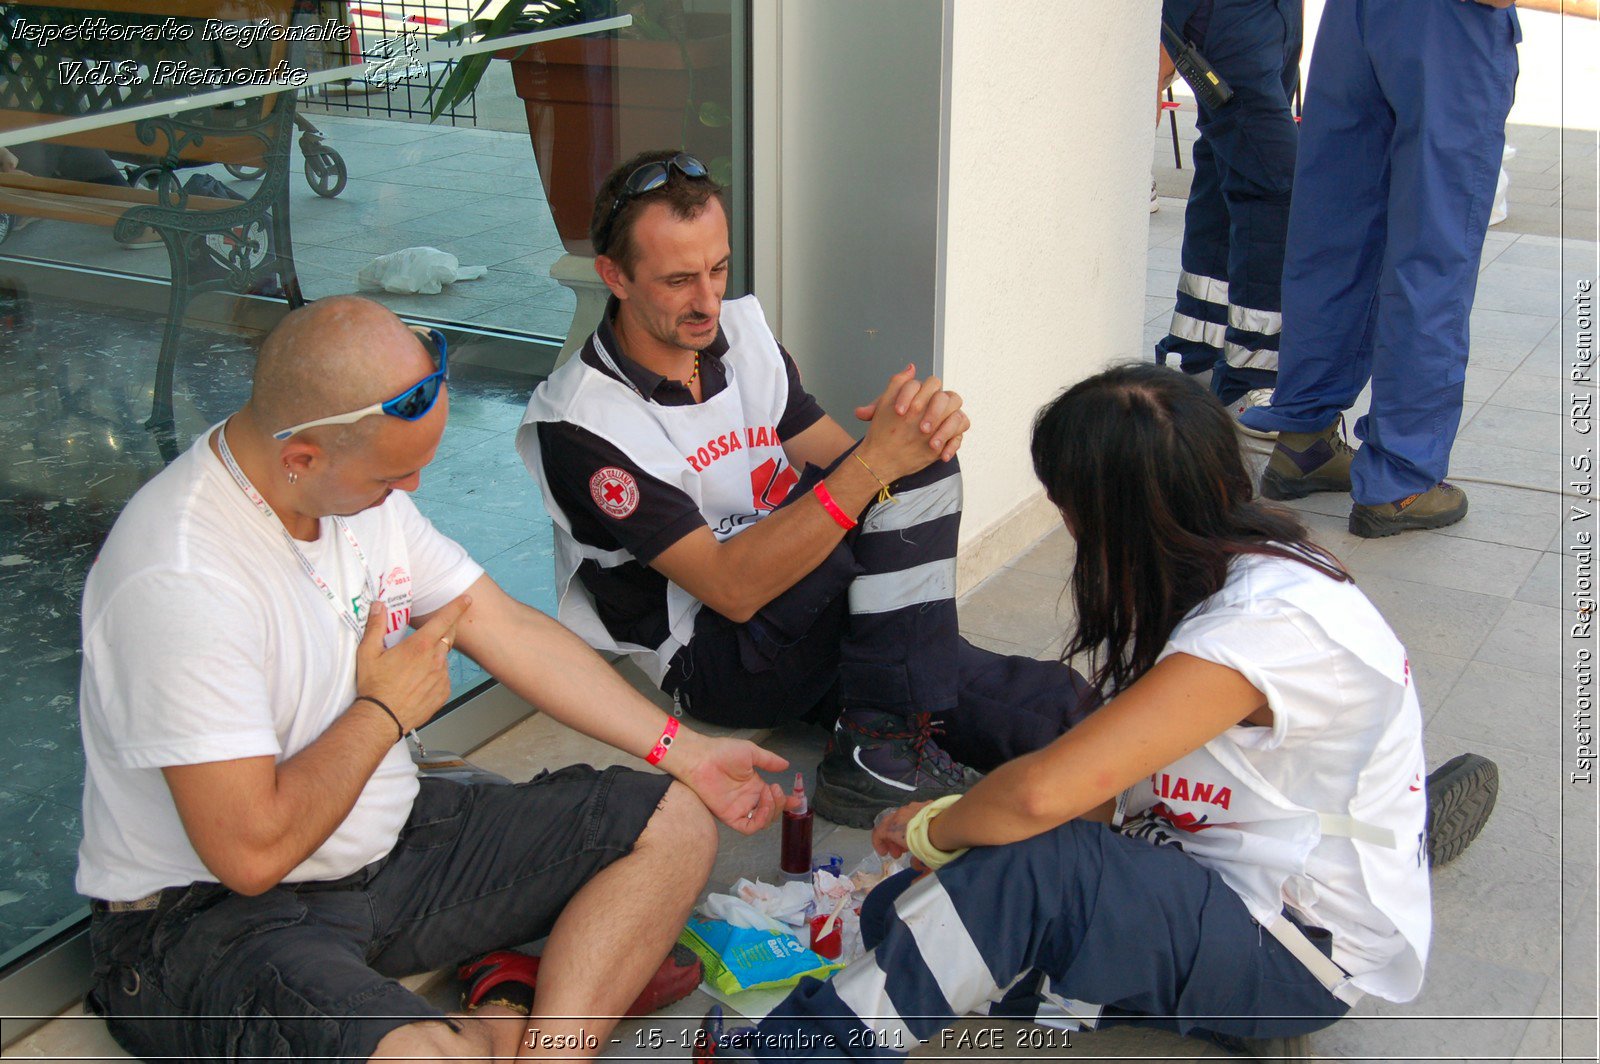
[656,446,890,621]
[453,583,788,836]
[171,701,401,895]
[265,704,398,862]
[922,750,1086,853]
[466,598,681,755]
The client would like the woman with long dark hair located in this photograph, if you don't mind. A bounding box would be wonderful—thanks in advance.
[702,366,1452,1062]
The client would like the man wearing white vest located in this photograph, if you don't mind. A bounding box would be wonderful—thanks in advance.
[520,151,1100,828]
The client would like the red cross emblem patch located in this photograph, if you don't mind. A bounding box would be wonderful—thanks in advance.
[589,467,640,518]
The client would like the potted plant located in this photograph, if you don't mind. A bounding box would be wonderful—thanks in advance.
[431,0,732,257]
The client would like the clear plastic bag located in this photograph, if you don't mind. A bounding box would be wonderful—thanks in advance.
[356,246,487,295]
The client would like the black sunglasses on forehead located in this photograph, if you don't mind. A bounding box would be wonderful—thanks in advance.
[595,152,711,255]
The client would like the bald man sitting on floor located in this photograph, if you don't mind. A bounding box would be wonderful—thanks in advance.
[75,295,789,1063]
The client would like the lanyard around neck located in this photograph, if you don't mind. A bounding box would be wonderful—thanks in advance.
[215,424,377,637]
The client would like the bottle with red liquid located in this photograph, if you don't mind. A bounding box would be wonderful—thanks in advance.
[780,772,812,880]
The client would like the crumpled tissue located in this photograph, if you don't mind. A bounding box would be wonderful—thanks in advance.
[700,877,814,934]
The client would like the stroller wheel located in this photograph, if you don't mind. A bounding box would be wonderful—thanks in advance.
[305,149,348,198]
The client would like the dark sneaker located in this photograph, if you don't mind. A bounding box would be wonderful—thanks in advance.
[813,710,981,828]
[1349,481,1468,538]
[1211,1031,1313,1061]
[1425,753,1499,868]
[459,943,702,1017]
[1260,417,1354,500]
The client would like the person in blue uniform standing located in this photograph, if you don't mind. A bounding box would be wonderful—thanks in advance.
[1242,0,1521,537]
[1154,0,1302,431]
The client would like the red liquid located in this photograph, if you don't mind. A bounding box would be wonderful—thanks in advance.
[809,913,843,959]
[780,806,813,877]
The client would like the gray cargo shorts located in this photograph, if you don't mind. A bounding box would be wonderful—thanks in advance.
[86,766,674,1062]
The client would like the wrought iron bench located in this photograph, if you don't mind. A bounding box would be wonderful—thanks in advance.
[0,0,308,457]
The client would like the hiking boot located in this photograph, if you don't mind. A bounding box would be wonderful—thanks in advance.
[1228,387,1278,440]
[1211,1031,1313,1061]
[813,710,981,828]
[1425,753,1499,867]
[459,943,702,1017]
[1349,482,1468,538]
[1260,418,1355,501]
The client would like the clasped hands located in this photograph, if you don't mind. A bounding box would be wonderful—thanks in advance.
[853,364,970,482]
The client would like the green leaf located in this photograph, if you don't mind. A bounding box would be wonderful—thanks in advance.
[429,52,491,120]
[427,0,530,118]
[425,0,624,119]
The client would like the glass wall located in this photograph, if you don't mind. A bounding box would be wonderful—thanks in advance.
[0,0,747,1003]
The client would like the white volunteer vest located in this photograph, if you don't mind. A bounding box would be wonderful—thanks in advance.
[517,295,794,685]
[1121,561,1432,1005]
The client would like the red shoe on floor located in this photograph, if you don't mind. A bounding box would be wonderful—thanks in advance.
[459,943,703,1017]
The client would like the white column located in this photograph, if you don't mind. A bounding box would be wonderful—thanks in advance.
[938,0,1157,582]
[757,0,1158,587]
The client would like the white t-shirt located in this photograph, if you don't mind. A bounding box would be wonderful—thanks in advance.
[1119,552,1432,1003]
[76,426,483,902]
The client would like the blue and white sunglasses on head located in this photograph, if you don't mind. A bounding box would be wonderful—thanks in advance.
[273,328,449,441]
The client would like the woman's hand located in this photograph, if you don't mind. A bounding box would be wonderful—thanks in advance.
[871,801,931,858]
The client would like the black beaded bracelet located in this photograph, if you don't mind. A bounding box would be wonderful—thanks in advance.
[353,696,405,743]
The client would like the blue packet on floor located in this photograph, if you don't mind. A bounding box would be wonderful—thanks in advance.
[679,915,845,995]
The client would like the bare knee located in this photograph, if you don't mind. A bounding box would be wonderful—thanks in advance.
[637,781,717,871]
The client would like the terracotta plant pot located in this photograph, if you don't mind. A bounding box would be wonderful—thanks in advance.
[500,25,731,257]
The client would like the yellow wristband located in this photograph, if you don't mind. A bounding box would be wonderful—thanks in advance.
[904,794,968,870]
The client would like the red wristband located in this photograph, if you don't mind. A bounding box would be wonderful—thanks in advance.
[813,482,857,530]
[646,717,679,765]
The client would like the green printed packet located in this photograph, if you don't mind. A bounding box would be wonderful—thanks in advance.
[679,915,846,995]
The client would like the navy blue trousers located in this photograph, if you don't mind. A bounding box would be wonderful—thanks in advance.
[1156,0,1302,403]
[667,456,1098,772]
[1240,0,1520,503]
[741,822,1348,1060]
